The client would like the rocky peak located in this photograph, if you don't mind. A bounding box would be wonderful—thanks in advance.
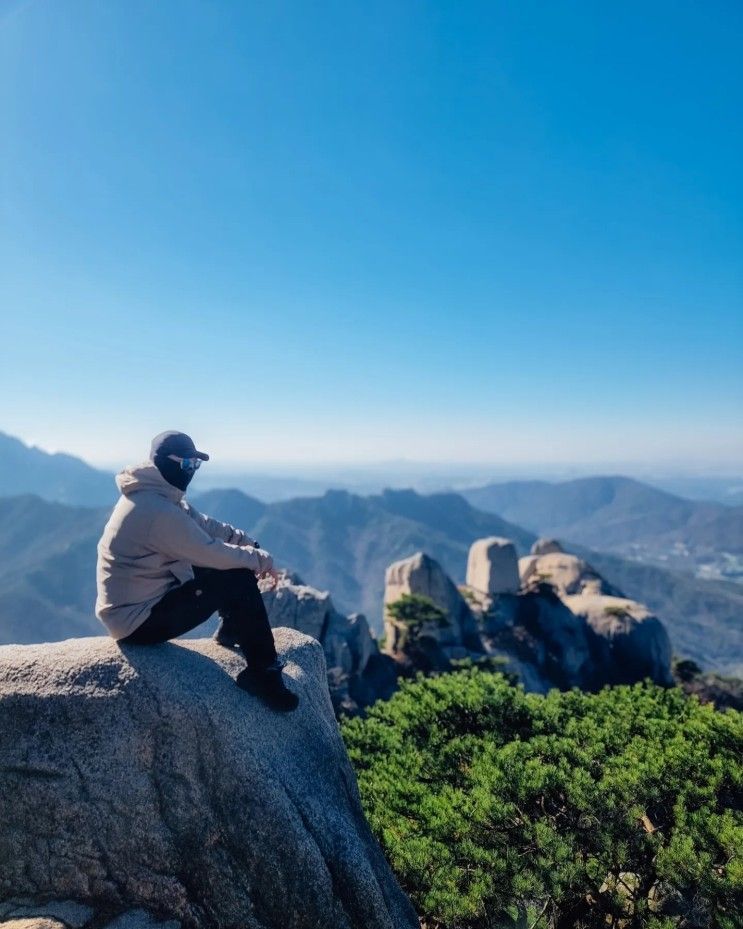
[466,536,520,595]
[382,539,673,693]
[530,538,564,556]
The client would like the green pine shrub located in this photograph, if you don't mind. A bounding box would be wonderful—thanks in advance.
[341,670,743,928]
[386,592,450,651]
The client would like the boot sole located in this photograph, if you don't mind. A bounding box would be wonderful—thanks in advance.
[235,671,299,712]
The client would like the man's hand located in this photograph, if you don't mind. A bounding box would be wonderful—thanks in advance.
[243,542,278,587]
[257,566,281,589]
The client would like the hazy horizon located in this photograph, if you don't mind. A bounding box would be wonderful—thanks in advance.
[5,428,742,487]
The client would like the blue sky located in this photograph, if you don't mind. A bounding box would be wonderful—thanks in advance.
[1,0,741,470]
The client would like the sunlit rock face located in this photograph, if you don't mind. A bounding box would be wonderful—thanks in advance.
[466,536,520,595]
[383,551,482,654]
[563,592,675,686]
[0,632,419,929]
[465,539,674,692]
[519,551,621,597]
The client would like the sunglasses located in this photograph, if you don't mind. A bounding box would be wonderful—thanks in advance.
[167,454,203,472]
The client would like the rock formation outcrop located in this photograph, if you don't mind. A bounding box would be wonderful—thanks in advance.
[383,540,673,692]
[565,592,674,685]
[261,573,393,714]
[383,552,482,656]
[0,632,419,929]
[516,548,673,685]
[519,550,622,597]
[466,536,520,595]
[483,585,597,691]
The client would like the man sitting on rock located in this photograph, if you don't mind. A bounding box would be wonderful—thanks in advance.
[95,430,298,711]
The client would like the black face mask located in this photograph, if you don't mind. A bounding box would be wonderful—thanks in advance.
[154,453,195,492]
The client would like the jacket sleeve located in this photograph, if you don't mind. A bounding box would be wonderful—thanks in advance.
[149,506,273,573]
[181,501,258,547]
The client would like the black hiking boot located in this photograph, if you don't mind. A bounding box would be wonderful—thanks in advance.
[214,618,240,648]
[236,663,299,712]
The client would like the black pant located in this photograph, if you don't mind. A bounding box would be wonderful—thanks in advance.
[121,566,278,670]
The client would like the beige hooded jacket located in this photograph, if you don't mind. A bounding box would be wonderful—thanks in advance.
[95,462,273,640]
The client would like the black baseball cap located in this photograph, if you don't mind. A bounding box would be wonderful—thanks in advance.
[150,431,210,462]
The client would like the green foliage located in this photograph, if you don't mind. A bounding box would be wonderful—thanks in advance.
[459,585,479,605]
[387,593,450,650]
[387,592,450,631]
[342,670,743,929]
[603,604,632,618]
[450,655,518,685]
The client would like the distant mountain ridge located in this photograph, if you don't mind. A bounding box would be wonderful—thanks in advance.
[0,485,740,675]
[194,486,536,622]
[463,475,743,582]
[0,431,116,506]
[0,486,535,648]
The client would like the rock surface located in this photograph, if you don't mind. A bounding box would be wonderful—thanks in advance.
[564,593,674,686]
[383,552,481,653]
[474,584,594,692]
[463,539,674,691]
[0,632,418,929]
[0,904,177,929]
[0,901,93,928]
[465,537,520,595]
[0,920,68,929]
[519,551,621,597]
[530,538,563,556]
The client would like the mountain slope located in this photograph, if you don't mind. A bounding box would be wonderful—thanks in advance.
[0,487,535,645]
[193,489,267,531]
[0,494,107,578]
[0,495,109,643]
[463,476,743,579]
[0,431,116,506]
[195,487,743,672]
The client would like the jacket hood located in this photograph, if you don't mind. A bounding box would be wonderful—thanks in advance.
[115,461,185,503]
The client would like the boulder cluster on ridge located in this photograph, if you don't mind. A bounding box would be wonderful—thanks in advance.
[260,535,674,715]
[381,536,673,695]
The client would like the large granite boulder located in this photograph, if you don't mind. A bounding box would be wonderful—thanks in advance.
[481,585,595,692]
[519,552,622,597]
[262,577,331,641]
[564,593,674,686]
[465,537,520,595]
[383,552,481,653]
[0,632,418,929]
[514,588,596,689]
[516,549,673,688]
[482,583,673,691]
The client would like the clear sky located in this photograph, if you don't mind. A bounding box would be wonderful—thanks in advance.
[1,1,741,470]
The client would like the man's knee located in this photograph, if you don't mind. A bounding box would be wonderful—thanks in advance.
[217,568,258,598]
